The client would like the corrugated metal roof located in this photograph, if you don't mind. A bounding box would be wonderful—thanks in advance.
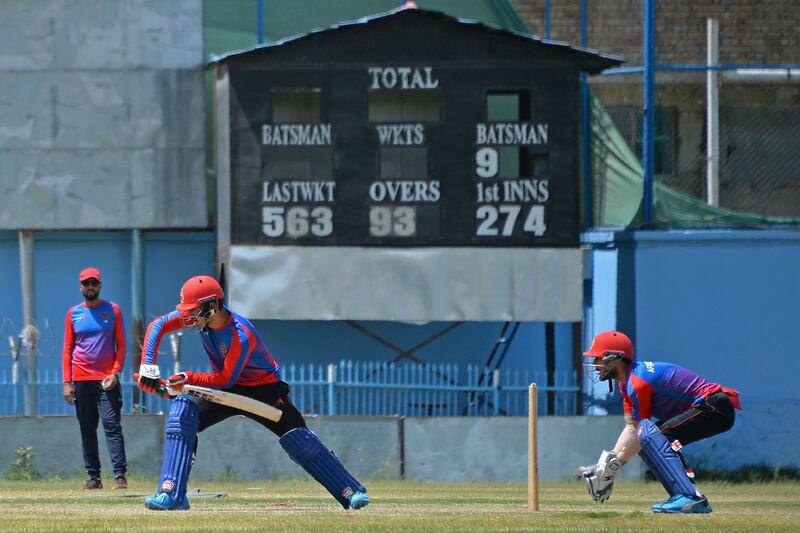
[208,5,623,69]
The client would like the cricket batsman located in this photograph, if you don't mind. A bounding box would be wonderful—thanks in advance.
[137,275,369,511]
[577,331,741,513]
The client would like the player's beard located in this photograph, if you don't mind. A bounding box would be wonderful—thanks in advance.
[82,289,99,302]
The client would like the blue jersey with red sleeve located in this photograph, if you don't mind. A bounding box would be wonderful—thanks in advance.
[621,361,723,422]
[141,306,280,388]
[62,300,126,382]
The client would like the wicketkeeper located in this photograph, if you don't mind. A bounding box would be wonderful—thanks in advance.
[577,331,741,514]
[137,275,369,511]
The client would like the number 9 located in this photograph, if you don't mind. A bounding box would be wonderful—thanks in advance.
[476,147,498,178]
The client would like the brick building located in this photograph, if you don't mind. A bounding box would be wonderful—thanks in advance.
[511,0,800,218]
[511,0,800,65]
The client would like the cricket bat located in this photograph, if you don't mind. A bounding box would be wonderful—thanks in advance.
[177,384,283,422]
[135,370,283,422]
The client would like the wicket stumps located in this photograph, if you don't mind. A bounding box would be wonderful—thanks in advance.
[528,383,539,511]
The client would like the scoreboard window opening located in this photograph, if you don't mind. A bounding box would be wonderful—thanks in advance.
[271,89,322,122]
[262,147,333,180]
[485,91,535,179]
[369,90,440,122]
[525,152,549,177]
[486,90,532,122]
[380,147,428,180]
[497,147,519,179]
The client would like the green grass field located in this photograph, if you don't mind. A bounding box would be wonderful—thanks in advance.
[0,478,797,532]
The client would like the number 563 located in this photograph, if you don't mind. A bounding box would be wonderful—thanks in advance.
[262,206,333,237]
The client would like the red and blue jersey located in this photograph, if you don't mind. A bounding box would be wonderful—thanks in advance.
[141,306,280,388]
[621,361,724,422]
[62,300,126,382]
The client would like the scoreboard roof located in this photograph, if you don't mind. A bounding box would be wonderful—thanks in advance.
[209,5,623,74]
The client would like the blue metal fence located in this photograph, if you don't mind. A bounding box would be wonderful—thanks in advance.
[0,361,578,417]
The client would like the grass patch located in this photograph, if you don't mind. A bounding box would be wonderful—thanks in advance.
[0,479,796,532]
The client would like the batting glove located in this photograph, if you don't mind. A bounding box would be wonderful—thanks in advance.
[167,372,189,392]
[137,364,163,396]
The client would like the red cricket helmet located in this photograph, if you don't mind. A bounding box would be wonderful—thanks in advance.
[582,331,634,362]
[582,330,634,383]
[176,275,224,312]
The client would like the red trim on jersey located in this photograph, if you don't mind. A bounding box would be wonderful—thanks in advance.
[61,305,78,382]
[111,303,126,374]
[629,372,654,420]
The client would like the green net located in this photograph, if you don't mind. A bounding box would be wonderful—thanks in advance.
[590,91,800,228]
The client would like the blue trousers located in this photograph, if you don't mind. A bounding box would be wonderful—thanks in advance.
[73,380,127,478]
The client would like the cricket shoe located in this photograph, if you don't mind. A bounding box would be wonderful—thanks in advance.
[144,492,190,511]
[655,494,712,514]
[651,495,682,512]
[349,491,370,510]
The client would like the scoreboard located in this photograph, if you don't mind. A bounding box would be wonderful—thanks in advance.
[211,7,619,322]
[228,63,582,248]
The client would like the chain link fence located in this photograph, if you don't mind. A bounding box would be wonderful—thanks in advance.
[590,72,800,222]
[514,1,800,225]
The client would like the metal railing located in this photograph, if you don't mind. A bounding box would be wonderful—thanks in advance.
[0,361,578,417]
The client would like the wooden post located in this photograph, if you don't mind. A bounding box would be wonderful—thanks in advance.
[528,383,539,511]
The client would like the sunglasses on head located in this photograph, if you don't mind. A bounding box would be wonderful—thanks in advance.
[81,279,100,287]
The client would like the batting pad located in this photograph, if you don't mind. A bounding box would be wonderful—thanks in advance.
[158,397,199,502]
[280,428,366,509]
[637,419,697,498]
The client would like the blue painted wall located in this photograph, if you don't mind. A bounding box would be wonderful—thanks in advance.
[3,228,799,468]
[0,231,216,380]
[584,229,800,468]
[1,231,576,391]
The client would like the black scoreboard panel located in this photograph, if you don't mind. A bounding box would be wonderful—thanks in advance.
[229,64,580,247]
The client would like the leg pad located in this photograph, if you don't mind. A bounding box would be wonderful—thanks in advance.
[637,419,697,498]
[280,427,366,509]
[156,397,199,505]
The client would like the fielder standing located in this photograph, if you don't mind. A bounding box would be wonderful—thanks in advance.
[62,267,128,490]
[578,330,741,513]
[137,275,369,511]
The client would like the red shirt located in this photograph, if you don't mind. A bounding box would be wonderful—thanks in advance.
[62,300,126,382]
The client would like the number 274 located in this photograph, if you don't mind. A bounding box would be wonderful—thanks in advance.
[475,205,546,237]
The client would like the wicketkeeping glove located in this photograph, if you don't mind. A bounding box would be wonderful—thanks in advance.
[578,450,624,503]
